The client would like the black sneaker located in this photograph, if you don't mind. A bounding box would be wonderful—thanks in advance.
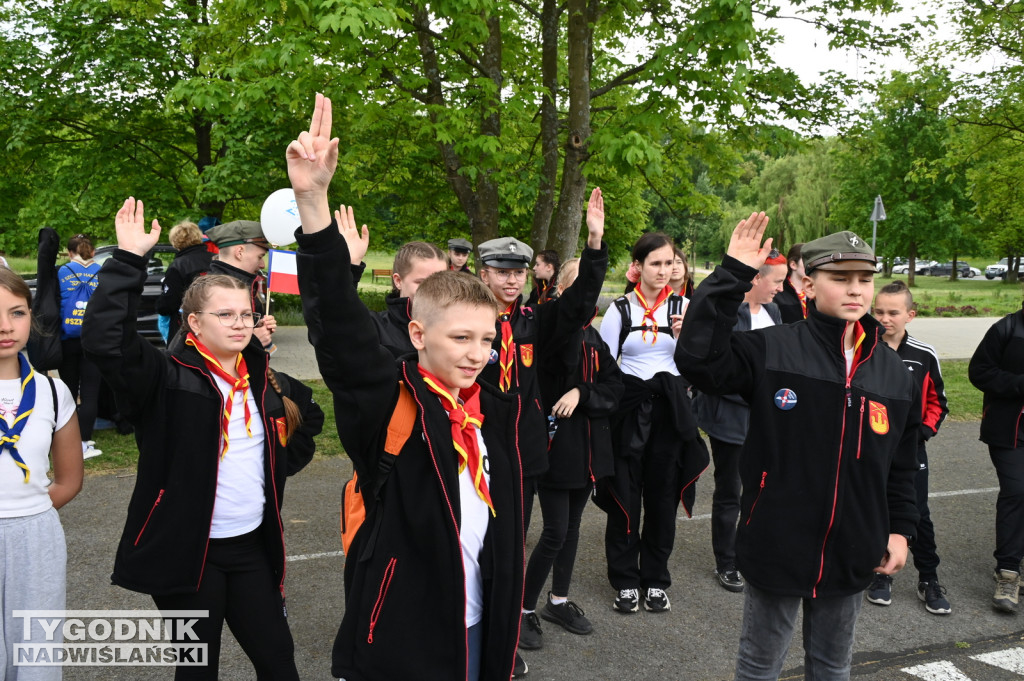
[541,597,593,635]
[643,587,671,613]
[865,573,893,606]
[917,580,951,615]
[613,588,640,613]
[715,569,744,593]
[513,650,529,677]
[517,612,543,650]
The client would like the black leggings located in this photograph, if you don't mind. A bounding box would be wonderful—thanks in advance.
[152,529,298,681]
[58,337,101,441]
[523,485,591,610]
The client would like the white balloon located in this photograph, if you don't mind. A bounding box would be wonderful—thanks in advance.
[260,188,301,246]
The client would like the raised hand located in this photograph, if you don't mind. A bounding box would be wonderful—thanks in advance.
[726,212,772,270]
[287,94,339,233]
[585,187,604,249]
[335,205,370,265]
[114,197,161,257]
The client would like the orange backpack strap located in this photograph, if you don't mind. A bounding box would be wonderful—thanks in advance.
[341,381,418,555]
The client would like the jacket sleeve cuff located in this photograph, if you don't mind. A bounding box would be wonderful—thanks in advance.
[295,220,341,253]
[575,383,591,405]
[112,248,150,269]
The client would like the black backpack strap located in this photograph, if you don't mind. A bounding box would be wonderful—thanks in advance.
[47,374,58,433]
[613,296,631,359]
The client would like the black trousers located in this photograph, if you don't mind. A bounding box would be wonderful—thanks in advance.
[709,437,743,573]
[910,444,940,580]
[523,485,591,610]
[152,528,298,681]
[58,337,101,441]
[604,398,682,591]
[989,436,1024,572]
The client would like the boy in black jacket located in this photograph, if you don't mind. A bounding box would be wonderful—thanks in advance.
[676,214,920,680]
[288,94,525,681]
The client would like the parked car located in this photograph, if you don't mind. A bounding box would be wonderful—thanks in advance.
[927,261,977,278]
[892,259,937,275]
[984,258,1024,280]
[23,244,176,345]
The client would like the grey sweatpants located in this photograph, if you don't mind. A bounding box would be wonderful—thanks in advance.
[1,507,67,681]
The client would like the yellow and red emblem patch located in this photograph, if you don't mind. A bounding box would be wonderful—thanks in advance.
[520,344,534,367]
[275,417,288,446]
[868,401,889,435]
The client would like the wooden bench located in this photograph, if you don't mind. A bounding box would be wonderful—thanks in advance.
[371,268,392,283]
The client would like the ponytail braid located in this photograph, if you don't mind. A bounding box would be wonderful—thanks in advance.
[267,368,303,439]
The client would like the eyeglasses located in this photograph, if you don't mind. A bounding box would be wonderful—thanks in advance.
[202,311,262,327]
[487,269,528,281]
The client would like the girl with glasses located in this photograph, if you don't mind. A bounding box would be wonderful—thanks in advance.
[81,198,325,680]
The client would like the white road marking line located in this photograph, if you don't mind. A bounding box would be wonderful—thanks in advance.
[929,487,999,498]
[679,487,999,522]
[972,647,1024,674]
[287,550,344,562]
[901,660,973,680]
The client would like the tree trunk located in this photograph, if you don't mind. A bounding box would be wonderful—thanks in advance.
[529,0,560,255]
[473,13,502,247]
[908,242,917,287]
[193,115,225,219]
[950,251,959,282]
[547,0,592,262]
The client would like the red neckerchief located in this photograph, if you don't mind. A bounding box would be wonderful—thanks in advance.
[417,366,494,516]
[186,333,252,458]
[846,321,867,379]
[633,284,673,344]
[498,301,516,392]
[797,290,808,318]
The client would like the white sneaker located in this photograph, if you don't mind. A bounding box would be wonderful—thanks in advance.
[82,442,102,459]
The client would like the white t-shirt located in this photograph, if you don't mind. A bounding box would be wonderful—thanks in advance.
[209,373,266,538]
[598,293,688,380]
[749,306,775,330]
[0,371,76,517]
[460,427,491,628]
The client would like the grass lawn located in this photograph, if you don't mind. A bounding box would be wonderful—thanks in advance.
[82,361,984,474]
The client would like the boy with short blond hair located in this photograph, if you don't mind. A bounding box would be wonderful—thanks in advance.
[676,218,921,680]
[288,94,525,681]
[868,279,951,614]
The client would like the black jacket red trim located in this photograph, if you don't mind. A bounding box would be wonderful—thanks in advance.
[537,321,622,489]
[295,225,525,681]
[477,243,608,477]
[969,308,1024,448]
[773,277,806,324]
[82,248,323,596]
[675,256,921,598]
[895,332,948,441]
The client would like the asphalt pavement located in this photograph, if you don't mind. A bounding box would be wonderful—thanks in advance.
[54,316,1019,680]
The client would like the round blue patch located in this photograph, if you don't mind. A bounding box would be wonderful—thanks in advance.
[488,349,499,365]
[774,388,798,411]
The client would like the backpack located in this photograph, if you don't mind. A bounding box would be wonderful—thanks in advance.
[340,382,418,555]
[60,265,98,338]
[612,292,686,359]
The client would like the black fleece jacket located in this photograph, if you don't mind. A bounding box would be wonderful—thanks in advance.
[295,224,525,681]
[969,308,1024,448]
[477,243,608,478]
[676,256,920,598]
[82,248,323,596]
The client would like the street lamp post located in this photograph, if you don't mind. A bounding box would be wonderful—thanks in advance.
[870,195,886,256]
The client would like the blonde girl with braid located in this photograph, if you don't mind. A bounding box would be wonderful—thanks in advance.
[82,198,324,680]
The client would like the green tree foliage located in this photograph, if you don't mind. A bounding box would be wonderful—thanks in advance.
[830,69,973,285]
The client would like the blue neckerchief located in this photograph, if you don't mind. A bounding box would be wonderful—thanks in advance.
[0,353,37,483]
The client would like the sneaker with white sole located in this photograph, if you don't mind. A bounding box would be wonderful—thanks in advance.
[613,588,639,613]
[993,569,1019,613]
[917,579,951,615]
[82,442,102,460]
[865,573,892,606]
[513,651,529,677]
[643,587,670,613]
[715,569,744,593]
